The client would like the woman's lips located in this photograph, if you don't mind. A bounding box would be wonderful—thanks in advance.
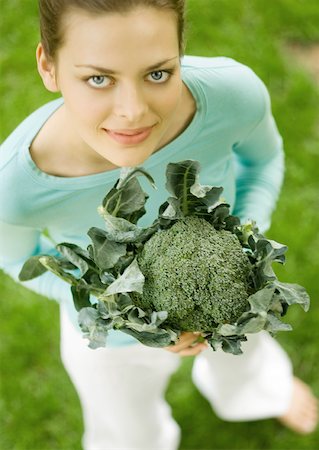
[105,126,154,145]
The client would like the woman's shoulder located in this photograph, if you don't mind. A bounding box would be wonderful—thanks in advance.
[0,98,64,223]
[0,98,64,164]
[182,54,240,69]
[182,54,260,82]
[182,55,270,124]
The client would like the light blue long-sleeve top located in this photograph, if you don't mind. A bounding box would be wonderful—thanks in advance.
[0,56,284,346]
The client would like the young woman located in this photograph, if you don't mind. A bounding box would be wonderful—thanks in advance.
[0,1,317,448]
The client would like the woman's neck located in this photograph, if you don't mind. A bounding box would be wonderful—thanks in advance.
[30,105,117,177]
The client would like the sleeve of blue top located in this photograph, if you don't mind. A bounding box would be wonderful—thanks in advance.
[232,77,285,233]
[0,220,72,304]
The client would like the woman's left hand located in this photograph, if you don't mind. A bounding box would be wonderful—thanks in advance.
[164,331,208,356]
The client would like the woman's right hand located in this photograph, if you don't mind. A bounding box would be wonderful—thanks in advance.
[164,331,208,357]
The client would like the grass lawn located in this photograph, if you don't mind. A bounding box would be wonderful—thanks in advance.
[1,1,319,449]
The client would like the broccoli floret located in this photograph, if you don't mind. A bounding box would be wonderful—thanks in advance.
[132,216,252,332]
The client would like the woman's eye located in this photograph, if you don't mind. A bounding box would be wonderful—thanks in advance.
[87,75,111,88]
[147,70,171,83]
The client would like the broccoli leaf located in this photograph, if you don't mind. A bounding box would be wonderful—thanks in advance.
[100,271,116,285]
[255,239,287,268]
[265,312,292,333]
[248,285,276,314]
[121,309,177,347]
[206,334,246,355]
[273,281,310,312]
[164,160,224,217]
[71,280,92,311]
[106,258,145,295]
[95,213,158,243]
[221,337,245,355]
[87,227,127,269]
[97,295,133,320]
[18,255,48,281]
[116,167,156,190]
[120,327,174,347]
[206,203,233,230]
[78,307,110,349]
[38,255,78,285]
[100,167,155,223]
[159,197,184,220]
[218,312,267,336]
[56,243,91,275]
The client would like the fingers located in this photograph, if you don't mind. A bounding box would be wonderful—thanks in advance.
[165,331,208,356]
[178,342,208,356]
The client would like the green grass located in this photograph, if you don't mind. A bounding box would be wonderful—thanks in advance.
[1,0,319,449]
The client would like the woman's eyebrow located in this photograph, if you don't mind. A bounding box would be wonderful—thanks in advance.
[74,56,179,74]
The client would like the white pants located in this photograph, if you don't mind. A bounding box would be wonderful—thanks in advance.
[60,308,293,450]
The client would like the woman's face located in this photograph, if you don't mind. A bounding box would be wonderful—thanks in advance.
[43,7,184,168]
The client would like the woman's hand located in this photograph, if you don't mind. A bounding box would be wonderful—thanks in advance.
[164,331,208,356]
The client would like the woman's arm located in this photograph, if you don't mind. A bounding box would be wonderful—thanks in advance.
[232,76,285,233]
[0,220,71,303]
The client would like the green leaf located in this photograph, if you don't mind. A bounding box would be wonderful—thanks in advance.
[100,271,116,285]
[164,160,225,217]
[120,327,174,347]
[239,314,268,334]
[101,167,155,223]
[83,271,107,291]
[159,197,184,220]
[71,280,92,311]
[166,160,198,198]
[18,255,48,281]
[206,334,246,355]
[127,306,147,323]
[221,337,244,355]
[248,285,276,314]
[87,227,127,269]
[216,323,238,336]
[102,180,147,219]
[217,312,267,336]
[224,215,241,232]
[265,312,292,333]
[113,254,135,274]
[267,239,287,264]
[78,307,110,349]
[205,335,222,352]
[38,255,78,285]
[206,203,232,230]
[117,166,156,190]
[95,213,158,243]
[106,258,145,295]
[274,281,310,312]
[255,239,287,267]
[190,179,219,199]
[248,236,288,290]
[56,243,90,275]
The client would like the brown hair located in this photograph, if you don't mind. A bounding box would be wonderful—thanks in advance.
[38,0,186,59]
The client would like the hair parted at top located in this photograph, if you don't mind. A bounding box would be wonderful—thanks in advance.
[38,0,186,59]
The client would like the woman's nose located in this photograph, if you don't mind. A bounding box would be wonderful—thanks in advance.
[114,83,149,122]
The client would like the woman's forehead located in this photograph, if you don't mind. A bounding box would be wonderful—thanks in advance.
[61,6,179,43]
[58,7,180,65]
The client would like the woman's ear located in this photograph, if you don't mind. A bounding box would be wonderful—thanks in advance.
[36,43,59,92]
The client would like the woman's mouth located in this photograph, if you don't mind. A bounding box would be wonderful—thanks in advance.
[105,126,154,145]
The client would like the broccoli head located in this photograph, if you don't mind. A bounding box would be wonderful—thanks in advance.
[132,216,252,332]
